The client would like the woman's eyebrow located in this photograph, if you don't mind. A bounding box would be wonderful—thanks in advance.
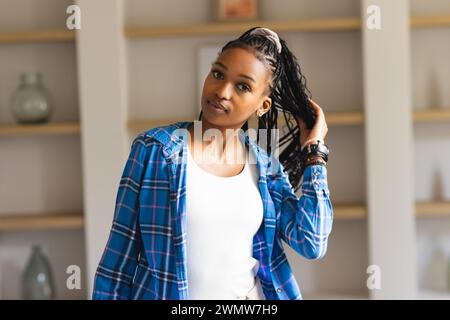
[212,61,256,83]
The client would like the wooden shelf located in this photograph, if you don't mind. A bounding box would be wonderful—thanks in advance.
[416,201,450,218]
[325,111,364,125]
[0,29,75,44]
[125,14,450,39]
[413,109,450,122]
[125,17,361,38]
[411,14,450,29]
[334,204,366,220]
[0,121,80,137]
[331,201,450,220]
[0,213,84,231]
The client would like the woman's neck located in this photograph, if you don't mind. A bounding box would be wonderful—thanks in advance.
[187,120,246,165]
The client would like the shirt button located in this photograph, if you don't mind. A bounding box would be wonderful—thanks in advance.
[276,288,282,293]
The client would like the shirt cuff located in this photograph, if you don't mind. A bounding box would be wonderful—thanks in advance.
[302,164,329,193]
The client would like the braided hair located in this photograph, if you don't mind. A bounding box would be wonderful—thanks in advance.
[199,27,316,192]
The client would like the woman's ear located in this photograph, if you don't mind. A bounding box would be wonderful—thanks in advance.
[256,98,272,117]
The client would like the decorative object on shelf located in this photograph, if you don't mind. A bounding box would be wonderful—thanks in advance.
[213,0,260,22]
[431,167,445,202]
[10,72,53,124]
[21,245,56,300]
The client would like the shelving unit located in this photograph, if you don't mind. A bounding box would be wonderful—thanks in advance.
[16,0,444,300]
[0,0,86,300]
[410,1,450,298]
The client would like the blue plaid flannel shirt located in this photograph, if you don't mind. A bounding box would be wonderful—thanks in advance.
[92,121,333,300]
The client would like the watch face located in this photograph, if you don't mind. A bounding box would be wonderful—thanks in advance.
[304,141,329,155]
[314,142,329,155]
[320,144,329,154]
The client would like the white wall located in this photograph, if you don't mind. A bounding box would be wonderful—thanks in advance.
[362,0,416,299]
[76,0,129,298]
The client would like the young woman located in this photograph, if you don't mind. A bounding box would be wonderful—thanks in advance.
[93,27,332,300]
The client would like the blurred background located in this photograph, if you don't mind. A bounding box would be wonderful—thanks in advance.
[0,0,449,300]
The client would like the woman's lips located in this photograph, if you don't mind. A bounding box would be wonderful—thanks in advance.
[208,100,228,113]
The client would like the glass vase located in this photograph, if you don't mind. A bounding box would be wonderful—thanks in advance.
[10,72,53,124]
[21,245,56,300]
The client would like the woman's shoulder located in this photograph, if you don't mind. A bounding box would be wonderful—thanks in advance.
[131,121,193,157]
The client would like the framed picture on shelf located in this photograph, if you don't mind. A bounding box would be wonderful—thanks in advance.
[213,0,260,22]
[196,44,223,114]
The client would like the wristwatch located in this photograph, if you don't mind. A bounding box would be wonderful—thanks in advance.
[300,140,329,163]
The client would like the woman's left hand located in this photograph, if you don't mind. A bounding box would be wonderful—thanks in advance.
[296,99,328,150]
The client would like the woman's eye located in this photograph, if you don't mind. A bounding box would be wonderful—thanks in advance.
[212,70,223,79]
[211,70,250,92]
[237,83,250,92]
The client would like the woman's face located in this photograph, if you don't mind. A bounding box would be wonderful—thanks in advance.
[201,47,273,129]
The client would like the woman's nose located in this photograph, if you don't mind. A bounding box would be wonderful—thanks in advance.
[215,82,232,100]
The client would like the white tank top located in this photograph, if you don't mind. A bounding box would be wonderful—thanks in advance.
[185,143,265,300]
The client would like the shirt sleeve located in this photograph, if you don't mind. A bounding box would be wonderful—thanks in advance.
[92,135,149,299]
[269,162,333,260]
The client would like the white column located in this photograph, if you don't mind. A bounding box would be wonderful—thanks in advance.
[361,0,417,299]
[75,0,128,298]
